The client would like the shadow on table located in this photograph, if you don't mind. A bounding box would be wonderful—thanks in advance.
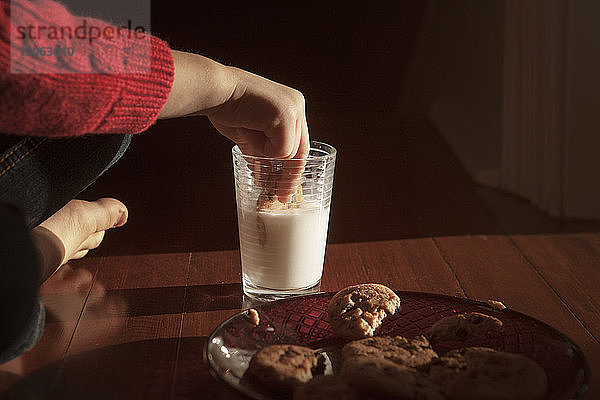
[0,337,242,400]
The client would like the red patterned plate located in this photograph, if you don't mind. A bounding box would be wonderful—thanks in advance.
[206,291,589,400]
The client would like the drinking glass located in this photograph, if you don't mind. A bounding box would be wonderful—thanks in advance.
[232,141,336,301]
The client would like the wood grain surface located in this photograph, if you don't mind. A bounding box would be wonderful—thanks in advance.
[1,106,598,398]
[2,236,597,399]
[2,1,598,398]
[1,107,598,398]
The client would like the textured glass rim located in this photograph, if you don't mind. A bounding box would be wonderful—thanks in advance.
[232,140,336,162]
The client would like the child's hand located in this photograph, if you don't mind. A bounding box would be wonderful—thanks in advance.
[159,50,309,201]
[159,50,309,160]
[208,66,309,160]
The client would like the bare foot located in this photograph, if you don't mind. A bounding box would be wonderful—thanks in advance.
[31,198,128,283]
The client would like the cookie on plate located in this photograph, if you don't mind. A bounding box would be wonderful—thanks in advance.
[293,375,359,400]
[342,335,437,370]
[427,312,503,343]
[429,347,548,400]
[243,344,320,393]
[341,356,444,400]
[328,284,401,339]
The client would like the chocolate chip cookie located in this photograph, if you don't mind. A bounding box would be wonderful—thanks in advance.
[243,344,320,393]
[341,356,444,400]
[328,284,401,339]
[342,335,438,370]
[429,347,548,400]
[427,312,503,343]
[293,375,359,400]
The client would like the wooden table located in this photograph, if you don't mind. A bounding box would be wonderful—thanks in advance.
[1,235,597,399]
[1,111,598,399]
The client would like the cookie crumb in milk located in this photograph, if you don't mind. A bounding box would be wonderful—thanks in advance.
[291,184,304,207]
[256,185,304,212]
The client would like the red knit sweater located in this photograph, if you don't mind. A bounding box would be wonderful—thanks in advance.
[0,0,174,136]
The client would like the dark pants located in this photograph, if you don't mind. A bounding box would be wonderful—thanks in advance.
[0,133,131,363]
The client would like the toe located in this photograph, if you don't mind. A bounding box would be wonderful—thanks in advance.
[91,198,128,232]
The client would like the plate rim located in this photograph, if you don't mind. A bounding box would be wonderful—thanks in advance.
[205,290,591,400]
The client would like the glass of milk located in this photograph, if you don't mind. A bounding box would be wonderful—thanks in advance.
[232,141,336,301]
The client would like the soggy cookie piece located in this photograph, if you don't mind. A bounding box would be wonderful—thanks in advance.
[342,335,437,370]
[429,347,548,400]
[247,308,260,325]
[328,284,401,339]
[243,344,320,394]
[341,356,444,400]
[293,375,359,400]
[256,193,285,211]
[427,312,503,344]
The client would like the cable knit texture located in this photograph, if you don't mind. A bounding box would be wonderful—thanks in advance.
[0,0,174,136]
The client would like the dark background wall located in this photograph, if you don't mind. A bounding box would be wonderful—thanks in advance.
[80,1,558,255]
[151,2,428,114]
[62,0,427,112]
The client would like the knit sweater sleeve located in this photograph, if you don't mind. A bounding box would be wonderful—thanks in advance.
[0,0,174,136]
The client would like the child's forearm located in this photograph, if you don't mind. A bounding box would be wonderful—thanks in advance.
[158,50,235,119]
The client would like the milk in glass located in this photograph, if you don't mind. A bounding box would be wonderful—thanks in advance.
[238,201,330,290]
